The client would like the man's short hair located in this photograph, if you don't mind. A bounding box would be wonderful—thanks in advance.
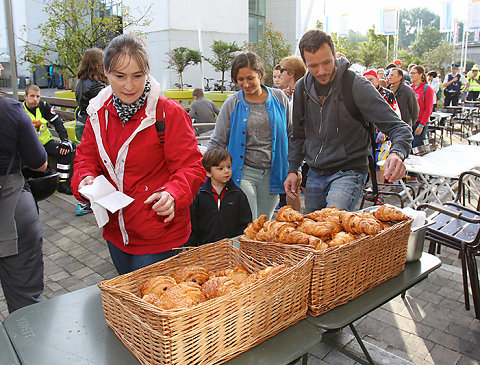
[192,88,204,98]
[279,55,306,82]
[385,63,397,70]
[202,147,232,172]
[298,30,335,63]
[393,68,404,80]
[427,70,437,78]
[25,84,40,95]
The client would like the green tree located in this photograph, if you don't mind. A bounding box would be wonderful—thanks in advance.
[410,26,443,58]
[204,40,241,93]
[167,47,201,90]
[395,49,422,70]
[398,8,440,49]
[422,42,454,75]
[244,22,292,86]
[331,33,360,64]
[21,0,151,82]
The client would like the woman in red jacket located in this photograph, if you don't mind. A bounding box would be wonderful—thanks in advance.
[72,34,205,274]
[410,65,434,148]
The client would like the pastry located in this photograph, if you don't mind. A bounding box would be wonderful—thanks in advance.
[140,275,177,297]
[157,282,207,310]
[173,266,210,285]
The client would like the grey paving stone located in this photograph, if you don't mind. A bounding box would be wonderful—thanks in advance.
[427,344,462,365]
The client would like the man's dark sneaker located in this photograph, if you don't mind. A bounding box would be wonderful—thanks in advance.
[57,181,73,195]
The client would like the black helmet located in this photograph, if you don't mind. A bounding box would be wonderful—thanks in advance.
[22,168,59,202]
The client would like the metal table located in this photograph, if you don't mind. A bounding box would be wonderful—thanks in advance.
[0,322,20,365]
[2,254,441,365]
[308,253,441,364]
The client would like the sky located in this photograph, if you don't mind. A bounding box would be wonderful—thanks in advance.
[307,0,470,33]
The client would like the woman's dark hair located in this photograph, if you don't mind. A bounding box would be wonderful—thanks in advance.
[298,30,335,63]
[231,52,265,83]
[77,48,108,83]
[104,34,149,74]
[413,65,427,83]
[427,70,437,78]
[202,147,232,172]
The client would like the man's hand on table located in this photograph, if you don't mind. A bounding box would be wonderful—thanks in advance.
[383,153,407,183]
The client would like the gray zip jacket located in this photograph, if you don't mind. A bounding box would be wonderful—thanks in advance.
[288,57,413,175]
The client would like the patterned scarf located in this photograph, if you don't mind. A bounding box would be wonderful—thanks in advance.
[112,78,151,125]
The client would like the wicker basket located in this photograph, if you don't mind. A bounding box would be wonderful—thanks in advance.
[239,218,412,316]
[98,239,313,364]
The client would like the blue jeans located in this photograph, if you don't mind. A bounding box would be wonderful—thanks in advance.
[305,169,367,213]
[412,121,428,148]
[107,241,182,275]
[239,165,278,220]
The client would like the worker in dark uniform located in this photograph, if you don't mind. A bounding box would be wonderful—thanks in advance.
[23,84,74,194]
[0,77,47,312]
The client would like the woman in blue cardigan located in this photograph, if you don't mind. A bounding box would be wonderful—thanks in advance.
[208,52,292,220]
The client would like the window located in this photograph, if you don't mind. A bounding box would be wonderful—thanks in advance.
[249,0,266,43]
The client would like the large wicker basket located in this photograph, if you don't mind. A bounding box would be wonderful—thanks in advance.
[98,239,313,364]
[239,218,412,316]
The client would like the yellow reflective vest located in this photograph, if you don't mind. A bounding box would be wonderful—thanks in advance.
[469,75,480,92]
[22,102,52,145]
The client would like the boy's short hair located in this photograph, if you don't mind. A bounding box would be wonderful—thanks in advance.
[203,147,232,172]
[25,84,40,95]
[192,88,204,98]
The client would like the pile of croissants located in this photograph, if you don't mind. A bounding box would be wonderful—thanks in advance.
[140,264,289,310]
[243,205,410,250]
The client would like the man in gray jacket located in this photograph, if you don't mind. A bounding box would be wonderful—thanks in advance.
[284,30,413,212]
[387,68,419,130]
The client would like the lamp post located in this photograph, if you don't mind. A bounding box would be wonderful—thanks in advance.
[4,0,18,100]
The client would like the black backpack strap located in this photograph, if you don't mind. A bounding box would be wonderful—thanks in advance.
[155,97,166,144]
[341,69,378,196]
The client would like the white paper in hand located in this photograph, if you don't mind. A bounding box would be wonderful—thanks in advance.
[78,175,134,228]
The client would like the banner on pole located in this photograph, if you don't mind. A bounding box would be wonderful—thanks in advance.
[337,13,349,36]
[376,8,397,35]
[440,2,453,33]
[469,0,480,30]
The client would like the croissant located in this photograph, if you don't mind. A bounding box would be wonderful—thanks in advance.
[142,293,162,307]
[213,266,250,285]
[201,276,240,299]
[276,206,304,222]
[244,215,267,239]
[305,206,343,220]
[328,231,356,247]
[140,275,177,297]
[157,282,207,310]
[314,239,329,250]
[373,205,409,221]
[271,225,314,245]
[255,227,270,242]
[324,215,343,233]
[258,264,289,279]
[341,212,383,235]
[297,219,335,240]
[173,266,210,286]
[262,221,296,242]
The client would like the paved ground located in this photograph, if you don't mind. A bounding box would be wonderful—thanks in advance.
[1,87,480,364]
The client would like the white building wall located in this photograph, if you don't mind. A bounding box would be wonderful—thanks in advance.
[266,0,297,55]
[125,0,248,91]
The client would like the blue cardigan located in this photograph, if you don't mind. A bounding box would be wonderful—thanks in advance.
[226,87,290,194]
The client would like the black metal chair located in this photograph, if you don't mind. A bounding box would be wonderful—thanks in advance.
[360,182,416,209]
[417,169,480,319]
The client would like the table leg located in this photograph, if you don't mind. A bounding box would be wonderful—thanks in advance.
[349,323,375,365]
[301,353,308,365]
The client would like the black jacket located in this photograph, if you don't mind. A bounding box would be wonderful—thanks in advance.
[75,78,106,124]
[187,178,252,246]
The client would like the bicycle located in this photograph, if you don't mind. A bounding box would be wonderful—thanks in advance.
[204,78,214,91]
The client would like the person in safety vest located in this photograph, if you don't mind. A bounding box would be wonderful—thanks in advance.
[443,64,469,106]
[23,85,75,195]
[467,65,480,101]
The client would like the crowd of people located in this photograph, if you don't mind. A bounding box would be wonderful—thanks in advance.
[1,29,479,314]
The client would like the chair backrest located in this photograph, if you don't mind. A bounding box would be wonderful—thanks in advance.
[455,169,480,210]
